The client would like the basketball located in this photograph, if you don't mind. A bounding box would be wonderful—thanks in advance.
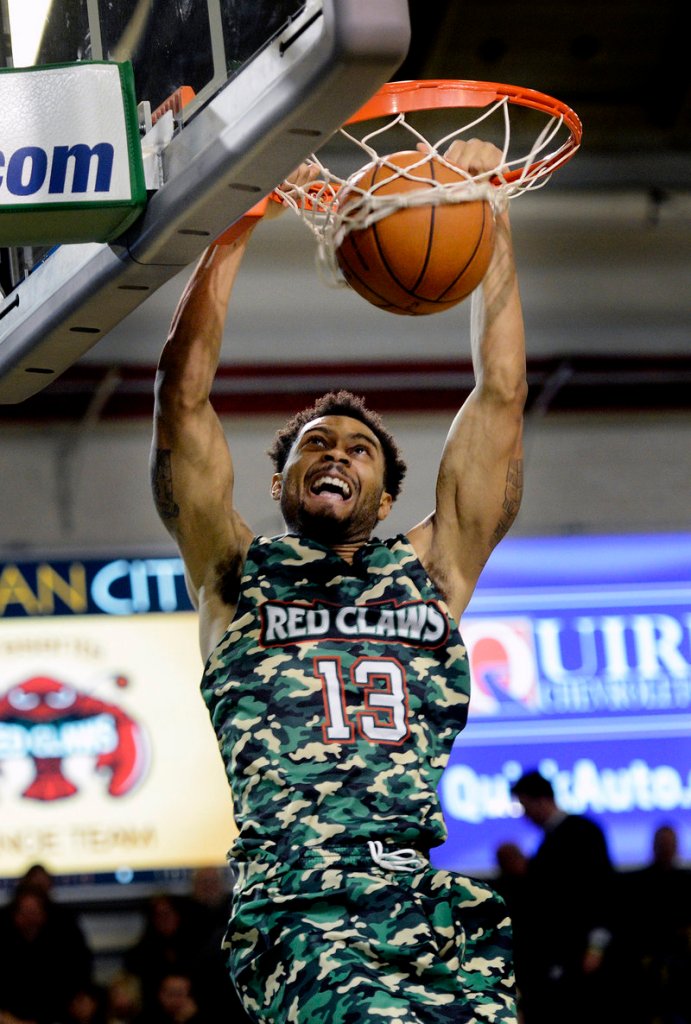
[335,150,495,316]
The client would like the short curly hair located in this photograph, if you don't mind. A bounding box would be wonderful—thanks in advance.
[267,390,407,501]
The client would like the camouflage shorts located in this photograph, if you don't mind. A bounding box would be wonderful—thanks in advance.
[225,851,516,1024]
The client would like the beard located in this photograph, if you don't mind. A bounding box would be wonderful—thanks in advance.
[280,488,383,545]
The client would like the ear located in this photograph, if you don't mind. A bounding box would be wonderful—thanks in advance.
[376,490,393,522]
[271,473,282,501]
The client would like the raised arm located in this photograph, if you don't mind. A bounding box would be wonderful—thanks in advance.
[409,140,528,621]
[151,229,256,655]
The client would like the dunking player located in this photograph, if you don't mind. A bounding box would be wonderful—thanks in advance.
[151,140,526,1024]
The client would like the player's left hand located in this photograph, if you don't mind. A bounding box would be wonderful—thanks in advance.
[418,138,505,177]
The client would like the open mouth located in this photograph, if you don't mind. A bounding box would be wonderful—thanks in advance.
[309,473,353,501]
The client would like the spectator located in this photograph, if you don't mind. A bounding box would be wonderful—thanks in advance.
[56,985,106,1024]
[175,867,250,1020]
[648,822,687,871]
[186,866,231,945]
[510,769,616,1024]
[0,885,91,1024]
[188,918,253,1022]
[148,974,207,1024]
[16,864,54,894]
[124,894,197,1010]
[104,972,143,1024]
[14,863,92,978]
[615,823,691,1023]
[493,840,531,1016]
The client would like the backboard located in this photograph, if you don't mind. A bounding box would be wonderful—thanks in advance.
[0,0,411,402]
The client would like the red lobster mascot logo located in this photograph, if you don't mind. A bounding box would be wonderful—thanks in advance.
[0,676,148,800]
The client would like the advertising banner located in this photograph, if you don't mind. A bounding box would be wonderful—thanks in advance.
[1,533,690,878]
[435,533,691,871]
[0,61,146,244]
[0,612,235,878]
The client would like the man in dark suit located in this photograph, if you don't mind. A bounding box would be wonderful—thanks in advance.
[510,770,615,1024]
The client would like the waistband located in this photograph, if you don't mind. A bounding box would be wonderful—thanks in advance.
[231,838,431,887]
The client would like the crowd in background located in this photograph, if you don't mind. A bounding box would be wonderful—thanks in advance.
[499,771,691,1024]
[0,864,251,1024]
[1,806,690,1024]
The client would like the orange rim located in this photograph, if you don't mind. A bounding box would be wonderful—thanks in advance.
[344,78,582,184]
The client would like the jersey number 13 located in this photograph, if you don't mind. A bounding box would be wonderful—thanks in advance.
[314,656,410,745]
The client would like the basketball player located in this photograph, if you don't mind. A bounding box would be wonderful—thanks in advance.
[151,139,525,1023]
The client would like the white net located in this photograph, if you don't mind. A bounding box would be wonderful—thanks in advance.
[277,93,573,287]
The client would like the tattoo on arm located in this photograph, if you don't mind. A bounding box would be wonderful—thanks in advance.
[152,449,180,521]
[491,458,523,547]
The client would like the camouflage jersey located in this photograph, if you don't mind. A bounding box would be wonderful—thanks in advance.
[201,533,471,869]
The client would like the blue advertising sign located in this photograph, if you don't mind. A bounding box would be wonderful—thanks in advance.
[435,718,691,872]
[432,532,691,872]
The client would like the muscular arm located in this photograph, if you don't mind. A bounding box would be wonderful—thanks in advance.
[151,230,256,657]
[409,142,527,620]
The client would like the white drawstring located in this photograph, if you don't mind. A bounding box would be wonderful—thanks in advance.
[368,840,426,873]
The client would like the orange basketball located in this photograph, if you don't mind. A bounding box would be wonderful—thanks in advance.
[336,151,495,316]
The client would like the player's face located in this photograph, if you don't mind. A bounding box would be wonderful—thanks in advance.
[272,415,393,544]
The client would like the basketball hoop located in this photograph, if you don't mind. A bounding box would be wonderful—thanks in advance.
[275,78,582,288]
